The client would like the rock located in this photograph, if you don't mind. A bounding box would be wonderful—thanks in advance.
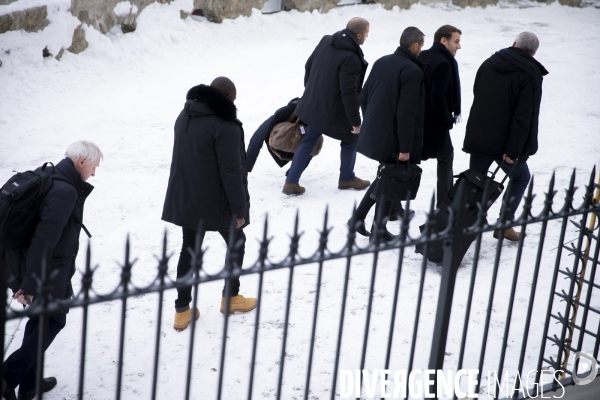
[283,0,340,12]
[121,23,137,33]
[180,10,190,19]
[67,24,89,54]
[0,6,49,34]
[56,48,65,61]
[192,0,270,23]
[452,0,498,7]
[558,0,581,6]
[376,0,420,9]
[42,46,52,58]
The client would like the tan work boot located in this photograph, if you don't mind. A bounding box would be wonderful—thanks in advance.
[338,177,370,190]
[493,227,527,242]
[282,182,305,195]
[173,307,200,331]
[220,294,257,314]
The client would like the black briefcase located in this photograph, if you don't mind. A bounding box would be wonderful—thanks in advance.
[371,161,422,202]
[445,161,515,214]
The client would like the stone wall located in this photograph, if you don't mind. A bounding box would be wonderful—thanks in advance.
[0,0,587,61]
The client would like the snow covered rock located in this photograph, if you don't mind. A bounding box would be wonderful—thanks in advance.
[192,0,270,23]
[283,0,341,13]
[0,5,49,34]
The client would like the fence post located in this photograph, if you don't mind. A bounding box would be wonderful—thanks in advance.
[428,181,469,398]
[0,246,6,385]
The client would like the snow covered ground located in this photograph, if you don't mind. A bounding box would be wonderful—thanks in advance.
[1,1,599,399]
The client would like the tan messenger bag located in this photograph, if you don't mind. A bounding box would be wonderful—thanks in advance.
[269,113,324,161]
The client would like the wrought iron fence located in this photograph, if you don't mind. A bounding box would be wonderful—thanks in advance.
[2,166,599,400]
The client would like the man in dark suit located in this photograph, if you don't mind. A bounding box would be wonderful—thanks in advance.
[162,77,257,331]
[463,32,548,241]
[282,17,371,195]
[352,27,426,242]
[418,25,462,208]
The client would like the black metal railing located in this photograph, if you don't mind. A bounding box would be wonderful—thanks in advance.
[2,166,599,399]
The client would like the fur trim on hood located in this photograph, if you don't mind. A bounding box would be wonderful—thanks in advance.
[186,84,237,121]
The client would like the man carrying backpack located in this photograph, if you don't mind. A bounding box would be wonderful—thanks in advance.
[1,140,102,400]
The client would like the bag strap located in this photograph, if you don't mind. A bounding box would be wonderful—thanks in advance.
[50,174,92,239]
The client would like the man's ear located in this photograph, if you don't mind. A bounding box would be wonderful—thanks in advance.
[512,41,517,47]
[78,156,87,166]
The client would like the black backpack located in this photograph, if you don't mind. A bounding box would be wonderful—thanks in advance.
[0,163,58,250]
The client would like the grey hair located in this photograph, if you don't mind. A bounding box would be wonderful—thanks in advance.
[65,140,103,164]
[400,27,425,48]
[514,32,539,56]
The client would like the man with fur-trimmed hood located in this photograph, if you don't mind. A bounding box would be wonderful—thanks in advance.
[162,77,257,331]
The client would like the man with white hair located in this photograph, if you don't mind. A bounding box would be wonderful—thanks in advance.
[1,141,102,400]
[463,32,548,241]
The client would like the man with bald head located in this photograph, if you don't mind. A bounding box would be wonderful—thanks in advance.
[163,76,257,331]
[283,17,370,195]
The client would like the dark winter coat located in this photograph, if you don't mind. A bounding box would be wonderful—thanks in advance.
[246,98,299,172]
[162,85,250,231]
[463,47,548,161]
[294,29,368,142]
[3,158,93,299]
[357,47,425,164]
[418,42,459,160]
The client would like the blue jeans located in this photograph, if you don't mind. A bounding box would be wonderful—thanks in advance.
[469,154,531,221]
[286,126,356,184]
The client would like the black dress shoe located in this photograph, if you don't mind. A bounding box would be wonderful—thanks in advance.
[347,218,371,237]
[369,229,397,243]
[3,380,17,400]
[18,377,57,400]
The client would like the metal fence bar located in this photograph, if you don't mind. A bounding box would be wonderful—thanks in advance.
[276,213,300,400]
[535,173,570,384]
[248,217,269,400]
[513,180,551,399]
[496,184,533,400]
[384,201,412,370]
[330,207,358,400]
[77,243,93,400]
[304,209,329,399]
[185,225,204,400]
[115,238,133,400]
[151,233,169,400]
[35,253,49,400]
[475,185,512,395]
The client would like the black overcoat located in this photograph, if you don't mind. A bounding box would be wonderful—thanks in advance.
[463,47,548,161]
[4,158,93,299]
[357,47,425,164]
[246,98,298,172]
[162,85,250,231]
[294,29,368,142]
[418,43,456,160]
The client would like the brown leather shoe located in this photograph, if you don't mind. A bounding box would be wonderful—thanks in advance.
[493,227,527,242]
[173,307,200,331]
[338,177,370,190]
[282,182,305,195]
[220,294,257,314]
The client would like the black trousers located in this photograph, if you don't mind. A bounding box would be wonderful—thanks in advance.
[436,150,454,208]
[355,183,395,231]
[175,227,245,311]
[3,313,67,392]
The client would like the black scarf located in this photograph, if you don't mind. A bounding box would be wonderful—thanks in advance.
[432,42,461,120]
[497,47,548,156]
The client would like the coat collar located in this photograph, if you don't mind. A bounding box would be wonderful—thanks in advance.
[55,158,94,200]
[331,29,368,66]
[185,84,238,121]
[394,46,424,70]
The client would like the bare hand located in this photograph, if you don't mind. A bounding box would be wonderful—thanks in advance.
[13,289,33,306]
[235,218,245,229]
[502,154,515,164]
[398,152,410,162]
[351,125,361,134]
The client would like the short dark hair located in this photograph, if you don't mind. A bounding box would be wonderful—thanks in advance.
[433,25,462,43]
[400,27,425,48]
[346,17,369,35]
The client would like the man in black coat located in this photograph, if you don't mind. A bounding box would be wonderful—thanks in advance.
[2,141,101,400]
[419,25,462,208]
[352,27,426,242]
[463,32,548,241]
[282,17,371,195]
[162,77,257,331]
